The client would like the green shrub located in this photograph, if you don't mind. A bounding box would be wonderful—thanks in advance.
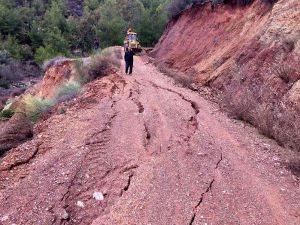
[0,4,22,35]
[0,109,13,118]
[73,59,87,84]
[59,107,67,114]
[0,78,10,89]
[34,27,70,64]
[17,94,55,122]
[0,50,11,64]
[3,36,23,60]
[84,47,121,81]
[35,46,55,64]
[55,81,81,102]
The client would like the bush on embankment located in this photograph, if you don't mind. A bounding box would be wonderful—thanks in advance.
[0,47,121,123]
[83,47,121,82]
[0,47,122,153]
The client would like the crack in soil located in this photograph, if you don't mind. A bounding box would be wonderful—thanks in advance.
[189,179,215,225]
[128,87,144,114]
[189,213,196,225]
[144,123,151,148]
[136,101,144,113]
[189,152,224,224]
[149,82,202,151]
[128,89,133,98]
[122,164,139,173]
[1,142,42,172]
[85,114,117,145]
[123,174,133,192]
[215,153,223,169]
[133,79,147,88]
[149,81,200,115]
[60,148,90,224]
[194,179,215,209]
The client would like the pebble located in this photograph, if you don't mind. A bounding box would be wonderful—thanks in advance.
[93,192,104,201]
[1,215,8,222]
[263,143,271,150]
[61,209,69,220]
[76,201,84,208]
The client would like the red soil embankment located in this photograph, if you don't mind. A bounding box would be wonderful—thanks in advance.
[0,59,77,154]
[152,0,300,151]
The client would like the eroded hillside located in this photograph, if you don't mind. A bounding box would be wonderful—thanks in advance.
[152,0,300,151]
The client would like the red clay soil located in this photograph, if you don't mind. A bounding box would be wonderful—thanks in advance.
[151,0,300,151]
[0,55,299,225]
[38,60,77,99]
[0,59,79,154]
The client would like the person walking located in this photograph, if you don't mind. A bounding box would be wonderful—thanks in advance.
[94,39,100,50]
[124,47,134,75]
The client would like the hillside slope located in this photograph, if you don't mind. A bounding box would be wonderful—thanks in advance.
[152,0,300,151]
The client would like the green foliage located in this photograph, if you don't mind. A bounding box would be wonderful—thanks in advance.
[18,94,55,122]
[0,108,13,118]
[55,81,81,102]
[0,78,9,89]
[2,36,32,60]
[28,20,44,50]
[0,4,22,35]
[0,0,169,63]
[136,5,167,46]
[97,1,126,47]
[76,13,98,52]
[35,28,70,64]
[59,106,67,114]
[84,47,121,81]
[84,0,103,11]
[44,0,67,32]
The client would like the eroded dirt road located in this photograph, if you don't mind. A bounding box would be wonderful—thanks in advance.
[0,55,300,225]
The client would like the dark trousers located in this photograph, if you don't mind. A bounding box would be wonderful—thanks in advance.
[125,62,133,74]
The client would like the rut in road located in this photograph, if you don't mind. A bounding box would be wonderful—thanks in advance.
[0,53,299,225]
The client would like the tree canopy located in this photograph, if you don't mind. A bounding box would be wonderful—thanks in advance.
[0,0,169,63]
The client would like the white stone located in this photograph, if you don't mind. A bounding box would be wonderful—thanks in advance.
[76,201,84,208]
[93,192,104,201]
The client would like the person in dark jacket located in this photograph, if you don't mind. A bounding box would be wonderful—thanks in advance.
[124,47,134,75]
[94,39,100,50]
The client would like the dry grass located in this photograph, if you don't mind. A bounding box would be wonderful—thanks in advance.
[155,60,196,90]
[83,47,121,82]
[273,63,292,83]
[15,95,55,122]
[55,81,81,103]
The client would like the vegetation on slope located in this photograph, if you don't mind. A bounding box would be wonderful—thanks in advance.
[1,47,121,121]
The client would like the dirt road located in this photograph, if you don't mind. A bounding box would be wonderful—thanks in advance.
[0,54,299,225]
